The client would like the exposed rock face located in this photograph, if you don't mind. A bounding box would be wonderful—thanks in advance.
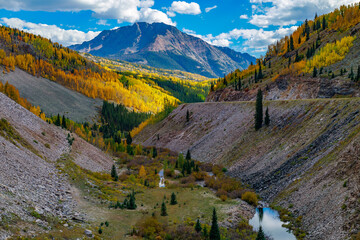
[70,22,255,78]
[135,99,360,239]
[206,76,360,102]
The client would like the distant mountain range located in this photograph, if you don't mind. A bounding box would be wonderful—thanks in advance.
[70,22,255,78]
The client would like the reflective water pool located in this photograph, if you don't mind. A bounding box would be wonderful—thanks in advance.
[249,208,296,240]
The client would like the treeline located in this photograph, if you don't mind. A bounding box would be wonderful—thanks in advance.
[0,81,45,120]
[100,101,151,141]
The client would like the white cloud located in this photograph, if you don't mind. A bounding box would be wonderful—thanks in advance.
[183,26,298,52]
[0,0,174,25]
[205,5,217,13]
[96,19,109,26]
[1,18,100,46]
[249,0,359,27]
[240,14,249,19]
[167,1,201,16]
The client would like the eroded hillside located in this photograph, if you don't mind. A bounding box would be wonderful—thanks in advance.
[0,92,113,239]
[135,99,360,239]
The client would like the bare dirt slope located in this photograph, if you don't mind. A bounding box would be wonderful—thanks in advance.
[135,99,360,239]
[0,93,113,239]
[0,68,102,123]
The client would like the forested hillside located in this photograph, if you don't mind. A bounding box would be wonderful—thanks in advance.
[208,3,360,102]
[0,26,209,113]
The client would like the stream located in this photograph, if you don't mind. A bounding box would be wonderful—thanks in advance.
[159,169,165,187]
[249,208,296,240]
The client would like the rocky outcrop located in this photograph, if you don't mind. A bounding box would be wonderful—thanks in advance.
[135,99,360,239]
[207,76,360,102]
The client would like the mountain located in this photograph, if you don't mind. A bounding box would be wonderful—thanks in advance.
[70,22,256,78]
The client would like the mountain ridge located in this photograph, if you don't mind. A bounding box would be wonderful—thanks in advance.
[70,22,256,78]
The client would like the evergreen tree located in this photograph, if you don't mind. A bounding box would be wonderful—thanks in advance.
[55,114,61,126]
[356,65,360,81]
[61,115,67,129]
[209,208,220,240]
[223,77,227,86]
[265,107,270,126]
[152,147,157,158]
[322,16,327,30]
[268,61,271,68]
[203,225,209,238]
[161,201,167,216]
[258,63,263,80]
[186,149,191,160]
[186,109,190,122]
[170,192,177,205]
[349,67,354,80]
[289,35,294,51]
[254,69,258,83]
[111,164,118,181]
[298,35,301,44]
[128,190,137,209]
[256,226,266,240]
[313,67,318,77]
[254,89,263,131]
[126,133,132,145]
[210,83,214,92]
[238,78,242,90]
[195,218,202,233]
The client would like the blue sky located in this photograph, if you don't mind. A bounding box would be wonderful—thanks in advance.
[0,0,358,57]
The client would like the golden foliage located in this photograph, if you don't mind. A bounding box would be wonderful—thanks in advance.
[139,165,146,178]
[305,36,355,72]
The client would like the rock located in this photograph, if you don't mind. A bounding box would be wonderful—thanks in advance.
[84,229,93,237]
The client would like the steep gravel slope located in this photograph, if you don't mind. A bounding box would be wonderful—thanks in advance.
[0,93,113,239]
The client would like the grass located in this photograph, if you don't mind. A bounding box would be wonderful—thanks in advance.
[50,153,255,239]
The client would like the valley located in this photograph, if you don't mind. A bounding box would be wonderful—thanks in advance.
[0,1,360,240]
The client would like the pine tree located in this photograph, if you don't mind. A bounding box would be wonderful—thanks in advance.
[256,226,266,240]
[258,63,263,80]
[254,89,263,131]
[195,218,202,233]
[186,149,191,160]
[203,225,208,238]
[161,201,167,216]
[186,109,190,122]
[356,65,360,81]
[61,115,67,129]
[152,147,157,158]
[349,67,354,80]
[254,69,258,83]
[170,192,177,205]
[209,208,220,240]
[265,107,270,126]
[55,114,61,126]
[322,16,327,30]
[126,133,132,145]
[128,190,137,209]
[313,67,318,77]
[238,78,242,90]
[111,164,118,181]
[289,35,294,51]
